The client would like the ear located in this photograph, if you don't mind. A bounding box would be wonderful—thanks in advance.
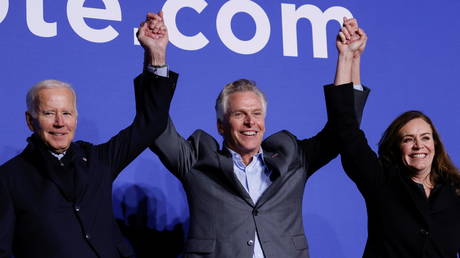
[217,119,224,136]
[25,112,36,132]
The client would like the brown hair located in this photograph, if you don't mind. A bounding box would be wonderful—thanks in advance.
[378,110,460,194]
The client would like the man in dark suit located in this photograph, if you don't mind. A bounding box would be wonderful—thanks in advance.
[144,13,368,257]
[0,13,176,258]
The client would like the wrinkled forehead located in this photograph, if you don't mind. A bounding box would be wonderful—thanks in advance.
[226,91,265,110]
[36,87,77,108]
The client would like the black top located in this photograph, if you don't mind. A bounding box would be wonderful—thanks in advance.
[324,84,460,258]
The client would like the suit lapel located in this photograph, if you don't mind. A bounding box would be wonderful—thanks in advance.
[216,149,254,207]
[71,144,90,203]
[255,150,287,207]
[25,138,91,204]
[23,140,75,202]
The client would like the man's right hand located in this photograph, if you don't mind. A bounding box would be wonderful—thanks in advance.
[137,11,168,66]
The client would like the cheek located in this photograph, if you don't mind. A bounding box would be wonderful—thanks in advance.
[67,119,78,130]
[36,120,51,131]
[229,121,241,132]
[257,120,265,130]
[399,144,408,156]
[399,145,411,163]
[429,142,435,152]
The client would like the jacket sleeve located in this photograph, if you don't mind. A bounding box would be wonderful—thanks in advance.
[299,85,369,176]
[149,119,201,180]
[150,112,222,181]
[324,83,384,197]
[94,72,178,179]
[0,175,14,258]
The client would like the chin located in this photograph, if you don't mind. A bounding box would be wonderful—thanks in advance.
[408,165,430,173]
[49,143,69,152]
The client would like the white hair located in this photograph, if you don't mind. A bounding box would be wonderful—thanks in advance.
[215,79,267,122]
[26,79,77,118]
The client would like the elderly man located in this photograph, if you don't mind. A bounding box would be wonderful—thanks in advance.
[0,14,177,258]
[143,12,368,257]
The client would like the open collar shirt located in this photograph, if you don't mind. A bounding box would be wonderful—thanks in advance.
[228,148,272,258]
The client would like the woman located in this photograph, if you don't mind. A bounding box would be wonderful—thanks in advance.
[331,18,460,258]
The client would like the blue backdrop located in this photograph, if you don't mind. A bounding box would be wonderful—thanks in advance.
[1,0,459,257]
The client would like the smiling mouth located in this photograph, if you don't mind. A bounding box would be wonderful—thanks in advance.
[49,132,67,136]
[410,153,427,158]
[241,131,257,136]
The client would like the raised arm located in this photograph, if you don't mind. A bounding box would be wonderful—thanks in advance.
[345,18,367,86]
[93,11,177,178]
[327,21,384,196]
[138,11,168,67]
[138,12,207,180]
[299,19,369,176]
[334,17,368,86]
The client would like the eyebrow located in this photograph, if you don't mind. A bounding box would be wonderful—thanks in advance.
[232,107,263,112]
[401,132,432,138]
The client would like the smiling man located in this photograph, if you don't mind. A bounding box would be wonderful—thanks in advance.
[216,80,266,165]
[0,15,178,257]
[143,12,369,258]
[25,82,78,154]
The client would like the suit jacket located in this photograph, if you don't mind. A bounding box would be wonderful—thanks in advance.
[325,84,460,258]
[150,77,369,258]
[0,72,177,258]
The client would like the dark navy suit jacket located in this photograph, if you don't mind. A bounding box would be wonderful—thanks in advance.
[0,72,178,258]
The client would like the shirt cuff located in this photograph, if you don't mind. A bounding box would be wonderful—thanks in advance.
[146,65,169,77]
[353,84,364,91]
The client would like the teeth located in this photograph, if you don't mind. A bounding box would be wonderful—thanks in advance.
[242,131,256,136]
[411,153,426,158]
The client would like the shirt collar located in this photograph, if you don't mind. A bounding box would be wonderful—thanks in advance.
[49,151,66,160]
[227,147,265,170]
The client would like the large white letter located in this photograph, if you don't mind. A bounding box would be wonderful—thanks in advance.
[0,0,8,23]
[162,0,209,50]
[67,0,121,43]
[26,0,57,37]
[216,0,270,55]
[281,4,352,58]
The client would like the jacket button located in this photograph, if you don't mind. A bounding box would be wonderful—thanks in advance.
[247,240,254,246]
[74,206,80,212]
[85,234,91,240]
[420,229,429,236]
[252,209,259,216]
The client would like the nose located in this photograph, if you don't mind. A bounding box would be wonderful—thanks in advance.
[244,115,255,126]
[413,138,422,149]
[53,114,64,127]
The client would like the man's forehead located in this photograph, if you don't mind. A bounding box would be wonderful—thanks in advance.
[228,91,262,103]
[226,91,265,114]
[36,87,77,108]
[38,87,74,100]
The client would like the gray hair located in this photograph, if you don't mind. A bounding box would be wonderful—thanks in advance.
[215,79,267,121]
[26,79,77,118]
